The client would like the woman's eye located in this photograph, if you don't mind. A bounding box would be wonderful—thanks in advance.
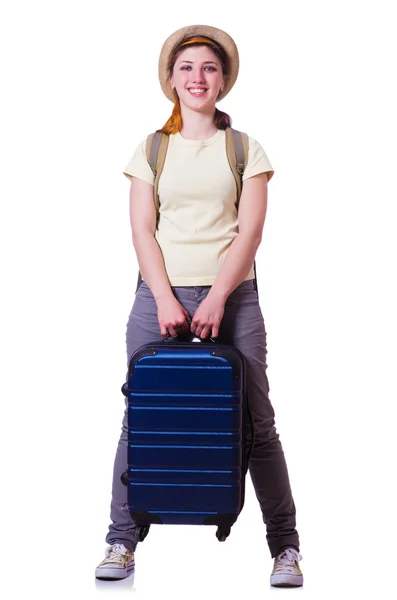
[180,65,217,72]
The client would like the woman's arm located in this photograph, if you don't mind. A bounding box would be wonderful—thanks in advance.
[129,176,190,338]
[129,176,174,302]
[190,172,268,339]
[209,171,268,302]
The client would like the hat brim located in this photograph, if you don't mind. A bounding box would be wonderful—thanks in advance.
[158,24,239,103]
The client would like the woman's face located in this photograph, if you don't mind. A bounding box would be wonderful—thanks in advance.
[170,45,225,112]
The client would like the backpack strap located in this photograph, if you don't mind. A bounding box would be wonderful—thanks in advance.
[146,131,170,219]
[225,127,249,209]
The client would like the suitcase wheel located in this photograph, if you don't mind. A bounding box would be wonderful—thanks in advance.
[138,526,150,542]
[216,527,231,542]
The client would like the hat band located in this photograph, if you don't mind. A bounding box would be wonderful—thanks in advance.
[178,36,220,49]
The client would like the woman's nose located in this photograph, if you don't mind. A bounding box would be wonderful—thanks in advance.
[191,67,205,83]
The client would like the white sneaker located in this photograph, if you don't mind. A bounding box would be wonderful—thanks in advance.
[95,543,135,580]
[270,547,303,587]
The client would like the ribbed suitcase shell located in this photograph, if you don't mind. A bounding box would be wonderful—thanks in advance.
[125,341,247,529]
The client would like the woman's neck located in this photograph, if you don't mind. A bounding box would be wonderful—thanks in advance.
[179,105,218,140]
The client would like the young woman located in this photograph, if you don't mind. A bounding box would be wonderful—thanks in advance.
[95,24,303,588]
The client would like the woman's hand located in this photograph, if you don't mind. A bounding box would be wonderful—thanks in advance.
[157,296,191,340]
[190,294,225,339]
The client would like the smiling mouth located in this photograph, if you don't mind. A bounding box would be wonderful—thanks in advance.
[188,88,208,96]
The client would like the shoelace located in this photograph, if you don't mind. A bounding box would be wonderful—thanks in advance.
[274,548,303,573]
[105,544,130,563]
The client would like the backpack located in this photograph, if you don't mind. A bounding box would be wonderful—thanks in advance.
[135,127,258,296]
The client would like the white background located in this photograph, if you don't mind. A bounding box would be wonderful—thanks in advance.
[1,0,396,598]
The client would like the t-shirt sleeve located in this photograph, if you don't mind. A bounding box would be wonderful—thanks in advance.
[242,136,275,182]
[123,139,155,185]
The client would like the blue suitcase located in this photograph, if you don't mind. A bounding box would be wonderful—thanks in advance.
[121,336,253,542]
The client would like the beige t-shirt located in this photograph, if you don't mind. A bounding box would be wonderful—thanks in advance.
[123,129,274,286]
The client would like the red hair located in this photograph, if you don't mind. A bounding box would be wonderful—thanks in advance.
[159,36,232,135]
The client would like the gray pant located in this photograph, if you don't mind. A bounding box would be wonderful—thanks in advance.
[105,280,300,558]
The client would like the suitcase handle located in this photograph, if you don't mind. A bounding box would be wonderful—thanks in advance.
[168,320,216,344]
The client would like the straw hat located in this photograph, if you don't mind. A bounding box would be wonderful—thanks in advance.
[158,25,239,103]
